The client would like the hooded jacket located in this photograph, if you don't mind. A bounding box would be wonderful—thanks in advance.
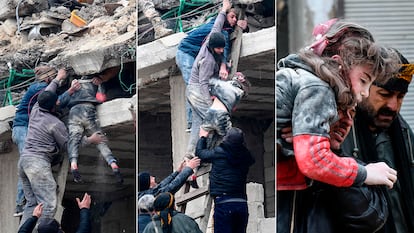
[276,54,365,190]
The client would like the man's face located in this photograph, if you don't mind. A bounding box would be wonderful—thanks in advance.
[226,11,237,27]
[358,85,405,130]
[150,176,157,188]
[330,108,356,150]
[213,47,224,54]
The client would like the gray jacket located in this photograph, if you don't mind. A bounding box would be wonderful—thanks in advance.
[21,79,68,164]
[189,11,227,104]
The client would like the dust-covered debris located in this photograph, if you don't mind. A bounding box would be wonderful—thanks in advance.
[0,0,136,78]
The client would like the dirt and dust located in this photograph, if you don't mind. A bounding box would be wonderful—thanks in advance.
[0,0,136,78]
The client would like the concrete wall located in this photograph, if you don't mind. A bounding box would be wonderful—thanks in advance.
[0,145,21,231]
[137,112,173,179]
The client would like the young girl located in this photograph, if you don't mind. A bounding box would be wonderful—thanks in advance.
[276,19,399,233]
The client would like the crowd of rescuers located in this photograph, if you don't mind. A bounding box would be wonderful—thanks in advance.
[11,64,128,231]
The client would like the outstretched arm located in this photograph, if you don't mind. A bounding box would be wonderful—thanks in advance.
[18,203,43,233]
[76,193,92,233]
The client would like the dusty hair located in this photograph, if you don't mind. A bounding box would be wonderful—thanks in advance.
[299,38,399,111]
[228,8,239,17]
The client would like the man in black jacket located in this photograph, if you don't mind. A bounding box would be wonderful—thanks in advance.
[342,50,414,233]
[196,127,254,233]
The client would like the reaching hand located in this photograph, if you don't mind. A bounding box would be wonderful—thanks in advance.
[186,157,201,169]
[281,126,293,143]
[76,193,91,210]
[87,132,108,144]
[56,69,67,81]
[364,162,397,189]
[177,160,186,172]
[222,0,231,12]
[237,20,248,30]
[34,66,52,75]
[33,203,43,218]
[68,79,81,95]
[92,76,103,86]
[219,63,228,80]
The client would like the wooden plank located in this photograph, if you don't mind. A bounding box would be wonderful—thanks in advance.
[175,186,209,206]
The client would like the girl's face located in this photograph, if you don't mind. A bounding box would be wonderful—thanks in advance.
[226,11,237,27]
[348,64,374,102]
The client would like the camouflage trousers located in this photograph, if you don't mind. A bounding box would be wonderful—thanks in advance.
[67,103,116,165]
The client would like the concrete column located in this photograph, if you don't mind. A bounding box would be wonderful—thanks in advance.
[169,74,188,169]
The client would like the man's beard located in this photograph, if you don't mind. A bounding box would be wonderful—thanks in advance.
[360,102,397,131]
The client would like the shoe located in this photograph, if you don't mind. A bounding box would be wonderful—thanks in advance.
[185,128,191,133]
[189,175,199,189]
[13,205,24,217]
[71,169,82,183]
[113,168,124,185]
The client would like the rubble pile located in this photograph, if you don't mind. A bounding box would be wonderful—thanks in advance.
[138,0,274,45]
[0,0,137,78]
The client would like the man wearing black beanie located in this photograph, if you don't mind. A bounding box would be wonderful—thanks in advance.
[184,0,232,188]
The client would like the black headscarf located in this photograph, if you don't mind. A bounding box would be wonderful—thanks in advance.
[153,192,175,233]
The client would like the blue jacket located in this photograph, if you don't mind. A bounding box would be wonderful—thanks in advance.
[177,16,233,63]
[13,81,72,127]
[195,136,254,198]
[13,82,47,127]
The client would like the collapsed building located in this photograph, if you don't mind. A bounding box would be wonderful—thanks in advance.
[0,0,136,232]
[138,0,275,232]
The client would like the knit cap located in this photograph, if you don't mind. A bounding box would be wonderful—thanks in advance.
[208,32,225,49]
[138,172,151,191]
[37,91,58,111]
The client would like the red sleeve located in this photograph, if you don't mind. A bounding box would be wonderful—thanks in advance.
[293,134,358,187]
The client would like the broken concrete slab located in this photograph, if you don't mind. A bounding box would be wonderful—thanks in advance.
[137,32,186,78]
[52,29,136,75]
[0,0,48,20]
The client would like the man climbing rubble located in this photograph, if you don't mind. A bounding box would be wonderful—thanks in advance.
[138,0,174,39]
[11,65,79,217]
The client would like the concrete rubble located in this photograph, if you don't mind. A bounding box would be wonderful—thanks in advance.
[0,0,136,78]
[138,0,274,45]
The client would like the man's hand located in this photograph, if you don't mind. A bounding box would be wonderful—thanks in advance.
[237,19,248,30]
[55,69,67,81]
[68,79,81,95]
[222,0,231,12]
[92,76,103,86]
[32,203,43,218]
[219,63,228,80]
[186,157,201,169]
[87,132,108,144]
[34,66,52,75]
[281,126,293,143]
[76,193,91,209]
[177,160,186,172]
